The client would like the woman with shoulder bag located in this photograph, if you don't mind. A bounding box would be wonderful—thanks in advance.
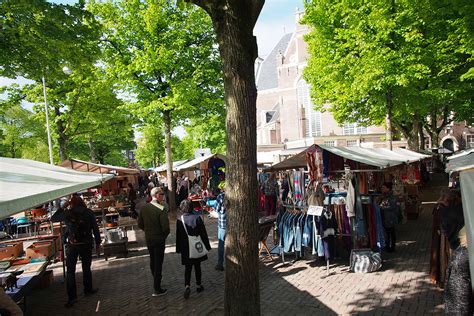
[176,199,211,299]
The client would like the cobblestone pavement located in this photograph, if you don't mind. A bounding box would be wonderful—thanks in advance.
[26,176,446,315]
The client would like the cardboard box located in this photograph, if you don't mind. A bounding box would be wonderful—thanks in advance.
[0,242,23,260]
[37,236,60,254]
[26,241,54,259]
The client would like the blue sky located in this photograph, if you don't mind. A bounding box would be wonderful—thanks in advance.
[256,0,304,56]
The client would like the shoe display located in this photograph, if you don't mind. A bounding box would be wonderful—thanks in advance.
[152,288,168,297]
[184,287,191,299]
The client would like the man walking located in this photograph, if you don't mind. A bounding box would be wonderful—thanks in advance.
[138,187,170,296]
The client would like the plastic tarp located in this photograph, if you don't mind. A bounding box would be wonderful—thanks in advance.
[267,145,430,171]
[0,158,113,219]
[60,158,140,175]
[154,160,188,172]
[266,148,308,171]
[459,169,474,291]
[176,154,226,172]
[445,152,474,173]
[447,148,474,161]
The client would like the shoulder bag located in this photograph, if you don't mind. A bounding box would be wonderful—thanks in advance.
[181,215,208,259]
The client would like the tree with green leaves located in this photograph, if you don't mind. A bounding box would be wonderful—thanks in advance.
[17,64,136,164]
[89,0,223,213]
[0,0,99,82]
[178,0,264,314]
[302,0,473,150]
[181,113,226,155]
[0,86,49,161]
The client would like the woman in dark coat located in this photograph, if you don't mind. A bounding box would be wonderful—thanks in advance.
[444,227,473,315]
[176,200,211,299]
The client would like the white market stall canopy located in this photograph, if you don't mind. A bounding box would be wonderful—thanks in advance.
[268,145,430,171]
[176,154,226,172]
[61,158,140,175]
[446,151,474,173]
[154,160,189,172]
[0,158,113,219]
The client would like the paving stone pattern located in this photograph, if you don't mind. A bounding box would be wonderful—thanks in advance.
[26,177,446,315]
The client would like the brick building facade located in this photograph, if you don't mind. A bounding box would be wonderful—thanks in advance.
[256,11,386,152]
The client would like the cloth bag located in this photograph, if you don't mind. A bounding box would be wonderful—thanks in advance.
[349,248,382,273]
[181,216,208,259]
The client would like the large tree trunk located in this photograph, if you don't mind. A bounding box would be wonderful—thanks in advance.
[88,138,97,163]
[191,1,264,315]
[54,106,67,161]
[163,110,176,215]
[385,90,393,150]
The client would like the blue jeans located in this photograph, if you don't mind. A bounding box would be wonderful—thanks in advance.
[217,228,226,266]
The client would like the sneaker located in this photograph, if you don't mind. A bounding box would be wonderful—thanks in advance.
[215,265,224,271]
[84,288,99,296]
[196,285,204,293]
[64,298,78,308]
[152,288,167,297]
[184,287,191,299]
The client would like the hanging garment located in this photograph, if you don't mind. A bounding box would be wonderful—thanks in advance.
[311,216,325,256]
[373,203,386,251]
[346,179,356,217]
[302,214,312,247]
[319,210,337,260]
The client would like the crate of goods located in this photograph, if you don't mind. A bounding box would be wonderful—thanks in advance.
[37,236,60,254]
[26,241,54,259]
[0,242,23,260]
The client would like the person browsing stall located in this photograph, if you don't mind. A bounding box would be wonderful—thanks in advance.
[379,182,400,253]
[138,187,170,297]
[63,195,101,308]
[176,200,211,299]
[214,182,227,271]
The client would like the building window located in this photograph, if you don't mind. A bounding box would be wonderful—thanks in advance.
[342,122,367,135]
[467,135,474,148]
[324,140,335,147]
[347,140,358,147]
[297,80,322,137]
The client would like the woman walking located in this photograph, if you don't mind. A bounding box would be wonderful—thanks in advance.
[176,200,211,299]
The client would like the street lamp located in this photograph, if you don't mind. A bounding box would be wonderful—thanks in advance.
[42,66,72,165]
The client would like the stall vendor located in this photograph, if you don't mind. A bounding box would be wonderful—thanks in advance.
[379,182,399,253]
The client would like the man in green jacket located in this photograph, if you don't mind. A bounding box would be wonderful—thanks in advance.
[138,187,170,297]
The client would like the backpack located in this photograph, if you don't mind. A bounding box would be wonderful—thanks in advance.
[67,208,92,244]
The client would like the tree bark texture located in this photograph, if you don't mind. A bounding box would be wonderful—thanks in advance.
[163,110,176,216]
[54,106,67,162]
[385,90,393,150]
[190,1,264,315]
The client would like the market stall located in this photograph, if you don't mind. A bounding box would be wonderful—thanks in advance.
[0,158,114,308]
[176,154,225,192]
[60,158,140,196]
[264,145,430,266]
